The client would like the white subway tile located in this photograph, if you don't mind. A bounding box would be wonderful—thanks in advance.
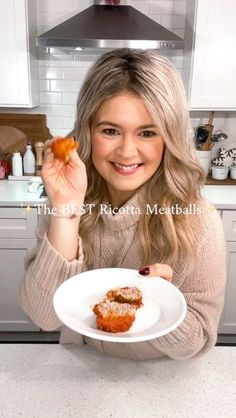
[39,67,63,80]
[72,0,93,13]
[50,128,71,137]
[37,12,62,28]
[39,80,50,91]
[74,81,83,91]
[51,0,74,13]
[174,0,187,15]
[63,93,78,105]
[149,1,175,15]
[36,105,53,117]
[64,118,75,129]
[37,0,74,14]
[62,67,89,80]
[36,0,48,13]
[129,1,149,14]
[50,80,76,92]
[40,92,63,104]
[74,54,99,64]
[47,117,65,129]
[161,15,185,29]
[39,60,78,68]
[51,105,76,117]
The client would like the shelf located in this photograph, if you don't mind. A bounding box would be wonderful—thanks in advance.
[205,176,236,185]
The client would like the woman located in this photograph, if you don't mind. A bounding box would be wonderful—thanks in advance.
[19,49,226,360]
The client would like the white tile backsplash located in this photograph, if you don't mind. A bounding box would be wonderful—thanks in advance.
[40,92,63,104]
[129,0,149,14]
[2,0,235,143]
[62,67,89,80]
[39,67,63,79]
[50,80,76,92]
[62,93,79,105]
[161,14,185,30]
[149,1,175,15]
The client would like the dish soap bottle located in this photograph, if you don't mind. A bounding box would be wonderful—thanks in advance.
[23,144,36,176]
[12,152,23,176]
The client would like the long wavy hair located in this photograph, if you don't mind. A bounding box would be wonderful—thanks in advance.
[72,48,205,269]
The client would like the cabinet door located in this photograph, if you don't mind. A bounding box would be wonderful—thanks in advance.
[184,0,236,110]
[0,0,38,107]
[0,238,39,331]
[218,242,236,334]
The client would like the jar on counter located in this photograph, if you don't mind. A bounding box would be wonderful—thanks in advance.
[230,166,236,180]
[212,165,229,180]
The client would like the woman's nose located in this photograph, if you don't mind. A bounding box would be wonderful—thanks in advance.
[116,136,138,158]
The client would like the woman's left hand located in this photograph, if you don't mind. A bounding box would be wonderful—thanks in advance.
[139,263,173,282]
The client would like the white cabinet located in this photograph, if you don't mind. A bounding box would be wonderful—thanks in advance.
[0,0,39,108]
[0,207,39,331]
[218,211,236,334]
[182,0,236,111]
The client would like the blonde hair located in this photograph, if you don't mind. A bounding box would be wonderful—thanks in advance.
[73,48,205,269]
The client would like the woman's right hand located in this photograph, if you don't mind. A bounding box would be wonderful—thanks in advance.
[41,138,88,209]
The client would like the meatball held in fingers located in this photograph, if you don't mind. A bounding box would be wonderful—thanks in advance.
[51,137,79,163]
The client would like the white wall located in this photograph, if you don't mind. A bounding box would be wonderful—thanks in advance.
[3,0,236,152]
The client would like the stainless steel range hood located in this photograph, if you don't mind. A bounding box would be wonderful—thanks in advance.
[36,5,185,50]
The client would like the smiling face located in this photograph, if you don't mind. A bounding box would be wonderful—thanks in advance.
[91,92,165,207]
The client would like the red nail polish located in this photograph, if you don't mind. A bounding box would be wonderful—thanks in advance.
[139,266,150,276]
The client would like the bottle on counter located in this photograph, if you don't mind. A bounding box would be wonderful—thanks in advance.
[12,152,23,176]
[23,144,36,176]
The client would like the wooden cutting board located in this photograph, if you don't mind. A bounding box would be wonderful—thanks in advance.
[0,113,52,148]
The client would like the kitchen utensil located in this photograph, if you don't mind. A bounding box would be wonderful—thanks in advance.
[34,142,44,176]
[211,130,228,142]
[201,111,215,151]
[196,126,209,145]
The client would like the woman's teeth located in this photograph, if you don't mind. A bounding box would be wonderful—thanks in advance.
[113,162,139,172]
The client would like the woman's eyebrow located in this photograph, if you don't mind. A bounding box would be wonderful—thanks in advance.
[95,121,157,129]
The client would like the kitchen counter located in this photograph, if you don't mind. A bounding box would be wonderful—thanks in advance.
[0,344,235,418]
[0,180,236,209]
[201,185,236,209]
[0,179,46,206]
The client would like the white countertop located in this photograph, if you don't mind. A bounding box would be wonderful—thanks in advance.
[0,344,235,418]
[0,179,46,206]
[0,180,236,209]
[201,185,236,209]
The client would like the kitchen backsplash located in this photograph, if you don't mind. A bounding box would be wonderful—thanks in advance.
[1,0,236,153]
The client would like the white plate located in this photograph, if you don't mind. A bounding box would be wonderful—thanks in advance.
[53,268,187,343]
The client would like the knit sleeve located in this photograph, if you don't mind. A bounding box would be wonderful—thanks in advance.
[19,212,85,331]
[148,207,227,360]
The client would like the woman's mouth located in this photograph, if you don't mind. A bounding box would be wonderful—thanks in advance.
[111,162,143,175]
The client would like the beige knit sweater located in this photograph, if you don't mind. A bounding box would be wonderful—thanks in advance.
[19,189,227,361]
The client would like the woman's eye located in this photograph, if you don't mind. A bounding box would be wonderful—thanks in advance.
[140,130,156,138]
[102,128,119,136]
